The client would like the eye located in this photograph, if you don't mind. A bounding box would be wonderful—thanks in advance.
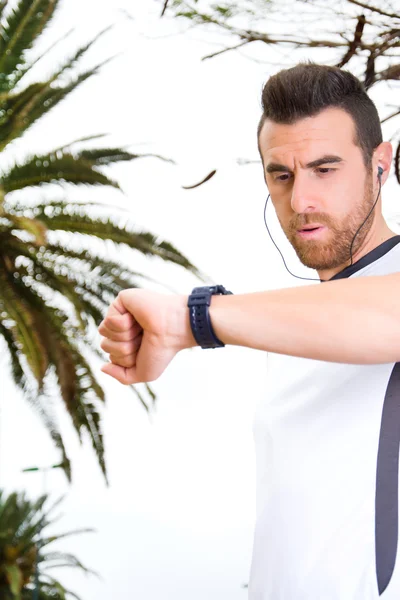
[317,167,336,175]
[275,173,292,182]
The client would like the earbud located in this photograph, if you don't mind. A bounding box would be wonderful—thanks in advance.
[378,166,383,178]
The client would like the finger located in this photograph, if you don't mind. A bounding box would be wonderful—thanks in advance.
[99,313,137,335]
[100,363,140,385]
[99,320,142,341]
[99,326,138,343]
[100,331,143,357]
[109,352,137,368]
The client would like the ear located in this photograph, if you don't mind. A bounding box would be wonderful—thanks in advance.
[373,141,392,184]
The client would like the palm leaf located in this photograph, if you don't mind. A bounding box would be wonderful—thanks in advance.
[0,0,201,483]
[0,67,101,151]
[34,210,199,271]
[7,214,47,244]
[46,25,112,81]
[0,319,26,388]
[0,490,93,599]
[0,0,59,91]
[40,551,96,575]
[2,152,120,192]
[12,27,74,89]
[52,133,108,153]
[0,2,8,23]
[0,265,49,384]
[0,318,71,479]
[77,147,142,165]
[0,264,105,478]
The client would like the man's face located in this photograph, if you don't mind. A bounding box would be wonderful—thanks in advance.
[258,108,376,275]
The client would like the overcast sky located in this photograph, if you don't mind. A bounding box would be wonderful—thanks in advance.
[1,1,399,599]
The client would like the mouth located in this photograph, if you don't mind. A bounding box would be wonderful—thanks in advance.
[297,225,326,238]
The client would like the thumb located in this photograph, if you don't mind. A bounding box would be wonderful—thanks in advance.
[101,363,139,385]
[110,294,129,316]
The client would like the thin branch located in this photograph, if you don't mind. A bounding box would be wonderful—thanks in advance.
[202,40,254,60]
[347,0,400,19]
[220,25,349,49]
[377,64,400,81]
[161,0,169,17]
[381,109,400,124]
[337,14,366,68]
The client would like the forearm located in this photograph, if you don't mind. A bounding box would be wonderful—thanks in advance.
[208,274,400,364]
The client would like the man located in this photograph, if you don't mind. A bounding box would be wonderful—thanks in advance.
[99,63,400,599]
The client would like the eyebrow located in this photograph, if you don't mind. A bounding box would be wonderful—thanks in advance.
[265,155,344,174]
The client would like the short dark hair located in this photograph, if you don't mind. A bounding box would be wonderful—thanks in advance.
[257,63,382,167]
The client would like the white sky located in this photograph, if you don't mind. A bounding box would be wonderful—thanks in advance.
[1,1,400,599]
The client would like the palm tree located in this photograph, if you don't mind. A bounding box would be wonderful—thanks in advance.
[0,0,200,481]
[0,488,94,599]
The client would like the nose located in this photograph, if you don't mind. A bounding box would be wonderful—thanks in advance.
[290,172,319,214]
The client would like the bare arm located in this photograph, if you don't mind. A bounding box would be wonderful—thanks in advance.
[209,273,400,364]
[99,273,400,384]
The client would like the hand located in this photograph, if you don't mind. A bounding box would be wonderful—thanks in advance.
[98,289,196,384]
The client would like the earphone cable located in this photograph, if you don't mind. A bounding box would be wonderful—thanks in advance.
[263,172,382,283]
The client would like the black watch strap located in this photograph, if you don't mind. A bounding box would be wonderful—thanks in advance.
[187,285,233,349]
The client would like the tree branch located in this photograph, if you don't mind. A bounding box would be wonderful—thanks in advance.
[381,109,400,124]
[337,14,366,67]
[347,0,400,19]
[161,0,169,17]
[202,40,254,60]
[377,64,400,81]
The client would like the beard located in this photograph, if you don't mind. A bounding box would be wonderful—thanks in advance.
[280,174,376,271]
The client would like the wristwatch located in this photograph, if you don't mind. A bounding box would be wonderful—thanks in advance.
[187,285,233,349]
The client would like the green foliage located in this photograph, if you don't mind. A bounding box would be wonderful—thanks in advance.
[0,489,93,600]
[0,0,201,481]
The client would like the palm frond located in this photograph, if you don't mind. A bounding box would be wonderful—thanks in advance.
[0,263,48,384]
[7,214,47,244]
[45,25,112,82]
[0,2,8,23]
[3,236,106,326]
[0,0,59,91]
[22,288,106,477]
[0,0,201,482]
[2,151,120,192]
[0,258,106,478]
[39,243,153,286]
[12,27,74,89]
[34,210,199,272]
[0,490,93,599]
[0,318,26,387]
[34,578,81,600]
[0,66,102,151]
[39,527,94,548]
[77,147,142,166]
[0,315,71,480]
[40,551,96,576]
[52,133,108,153]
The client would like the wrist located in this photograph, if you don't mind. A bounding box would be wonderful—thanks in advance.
[173,294,198,350]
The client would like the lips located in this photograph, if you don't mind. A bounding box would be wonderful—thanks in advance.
[298,223,324,232]
[296,224,327,239]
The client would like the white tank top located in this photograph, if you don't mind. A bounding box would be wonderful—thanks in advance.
[250,236,400,600]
